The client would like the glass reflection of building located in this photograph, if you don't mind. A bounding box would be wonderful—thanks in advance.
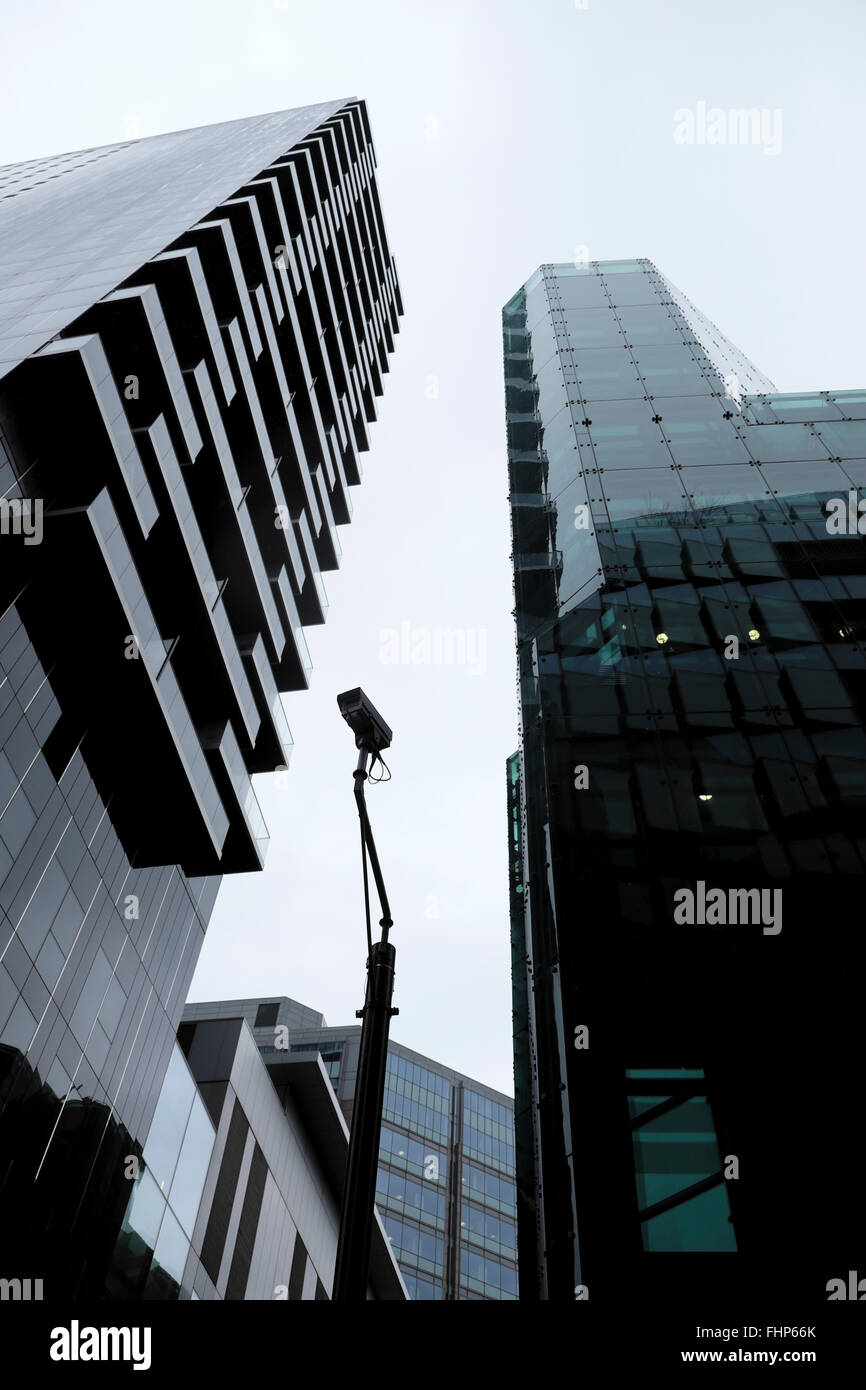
[0,101,401,1297]
[184,997,519,1300]
[505,260,866,1304]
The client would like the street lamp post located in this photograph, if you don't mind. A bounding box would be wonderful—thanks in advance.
[333,688,398,1302]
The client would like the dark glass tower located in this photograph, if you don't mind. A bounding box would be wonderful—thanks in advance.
[505,260,866,1305]
[0,100,401,1296]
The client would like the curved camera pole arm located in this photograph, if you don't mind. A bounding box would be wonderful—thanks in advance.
[353,747,393,945]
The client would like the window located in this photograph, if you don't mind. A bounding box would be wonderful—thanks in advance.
[144,1044,196,1196]
[628,1069,736,1252]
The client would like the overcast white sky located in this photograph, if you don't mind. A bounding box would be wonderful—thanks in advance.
[2,1,864,1092]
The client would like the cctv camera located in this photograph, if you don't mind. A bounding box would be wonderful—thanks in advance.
[336,687,392,752]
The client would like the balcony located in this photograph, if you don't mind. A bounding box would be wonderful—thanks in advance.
[201,719,269,872]
[23,487,231,873]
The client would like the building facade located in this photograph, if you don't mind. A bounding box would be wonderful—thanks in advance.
[103,1014,405,1300]
[184,997,519,1300]
[0,100,401,1297]
[505,259,866,1304]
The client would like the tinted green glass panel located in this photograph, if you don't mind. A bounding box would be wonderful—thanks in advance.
[641,1184,737,1252]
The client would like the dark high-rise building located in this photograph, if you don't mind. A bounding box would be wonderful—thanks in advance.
[505,259,866,1305]
[184,997,519,1300]
[0,100,401,1296]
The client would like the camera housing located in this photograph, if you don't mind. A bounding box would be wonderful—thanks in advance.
[337,687,393,752]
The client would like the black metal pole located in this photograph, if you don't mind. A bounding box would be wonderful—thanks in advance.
[333,749,397,1301]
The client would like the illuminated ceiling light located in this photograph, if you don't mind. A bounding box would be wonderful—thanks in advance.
[656,632,669,644]
[698,793,713,801]
[748,629,760,641]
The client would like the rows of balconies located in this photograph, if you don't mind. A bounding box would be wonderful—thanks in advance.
[2,101,400,875]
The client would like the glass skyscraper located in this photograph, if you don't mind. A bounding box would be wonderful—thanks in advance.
[184,996,519,1300]
[0,100,401,1297]
[505,259,866,1304]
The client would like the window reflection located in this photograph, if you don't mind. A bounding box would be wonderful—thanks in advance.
[145,1206,189,1298]
[168,1091,215,1237]
[143,1043,196,1195]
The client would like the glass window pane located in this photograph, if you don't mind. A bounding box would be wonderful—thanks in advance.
[147,1206,189,1294]
[124,1169,165,1250]
[484,1257,501,1287]
[168,1093,215,1237]
[144,1044,195,1196]
[641,1183,737,1252]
